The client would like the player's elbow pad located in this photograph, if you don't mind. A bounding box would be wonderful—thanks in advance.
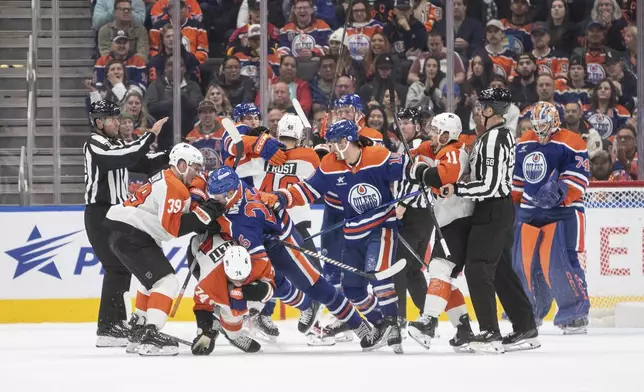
[423,167,443,189]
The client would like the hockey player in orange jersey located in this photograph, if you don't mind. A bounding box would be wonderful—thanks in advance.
[405,113,476,352]
[105,143,223,356]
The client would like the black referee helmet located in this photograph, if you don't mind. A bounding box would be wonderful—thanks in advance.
[89,100,121,127]
[477,87,512,116]
[397,107,422,124]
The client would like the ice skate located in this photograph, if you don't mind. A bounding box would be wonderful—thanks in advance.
[224,331,261,353]
[359,319,391,352]
[407,314,438,350]
[502,328,541,352]
[126,314,146,354]
[249,313,279,343]
[560,317,588,335]
[449,314,475,353]
[399,317,408,340]
[96,322,129,348]
[385,316,403,354]
[469,330,504,354]
[322,319,354,343]
[306,322,336,347]
[297,301,321,334]
[137,325,179,356]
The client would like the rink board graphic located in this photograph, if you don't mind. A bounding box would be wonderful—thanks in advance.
[1,204,643,323]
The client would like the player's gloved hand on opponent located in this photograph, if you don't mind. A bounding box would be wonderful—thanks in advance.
[192,309,219,356]
[406,160,429,184]
[192,199,225,229]
[242,281,274,303]
[534,170,568,209]
[249,126,271,137]
[259,191,290,211]
[252,133,287,165]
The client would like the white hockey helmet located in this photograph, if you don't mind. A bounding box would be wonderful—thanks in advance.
[277,113,304,141]
[431,113,462,143]
[223,245,252,282]
[169,142,204,168]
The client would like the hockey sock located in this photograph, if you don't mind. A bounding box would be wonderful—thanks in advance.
[372,280,399,319]
[308,278,363,329]
[424,278,451,318]
[445,285,467,328]
[260,300,277,317]
[275,278,311,311]
[135,289,150,320]
[146,274,179,329]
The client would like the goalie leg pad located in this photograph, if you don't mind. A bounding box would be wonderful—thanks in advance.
[512,223,544,313]
[538,221,590,327]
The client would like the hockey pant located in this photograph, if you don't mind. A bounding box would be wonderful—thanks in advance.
[321,205,344,289]
[513,213,590,326]
[265,230,364,329]
[423,217,470,326]
[106,221,178,330]
[341,228,399,325]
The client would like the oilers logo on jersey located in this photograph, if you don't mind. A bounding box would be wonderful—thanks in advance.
[523,151,548,183]
[348,183,382,214]
[586,113,613,139]
[291,34,316,57]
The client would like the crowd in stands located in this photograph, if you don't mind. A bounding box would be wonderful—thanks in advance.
[87,0,640,185]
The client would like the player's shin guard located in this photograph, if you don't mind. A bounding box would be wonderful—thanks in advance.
[423,258,457,319]
[372,280,399,319]
[344,286,383,325]
[445,285,468,327]
[308,278,362,329]
[138,275,179,356]
[274,274,312,311]
[539,222,590,327]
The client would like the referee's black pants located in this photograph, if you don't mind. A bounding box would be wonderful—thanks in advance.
[394,207,431,319]
[84,204,132,329]
[464,197,535,333]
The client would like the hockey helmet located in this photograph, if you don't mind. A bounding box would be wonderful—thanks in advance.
[325,119,359,143]
[334,94,363,113]
[431,113,462,144]
[397,107,422,124]
[222,245,252,282]
[207,166,240,195]
[531,101,561,143]
[232,103,261,122]
[89,100,121,126]
[169,143,204,168]
[477,87,512,116]
[277,113,305,141]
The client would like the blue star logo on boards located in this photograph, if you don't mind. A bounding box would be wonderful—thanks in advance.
[5,226,82,279]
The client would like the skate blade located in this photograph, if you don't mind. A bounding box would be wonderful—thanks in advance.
[389,343,404,354]
[451,344,475,353]
[470,341,505,355]
[306,334,336,347]
[249,329,278,344]
[137,344,179,356]
[503,337,541,352]
[407,328,432,350]
[126,342,140,354]
[96,336,128,348]
[333,332,354,343]
[562,326,587,335]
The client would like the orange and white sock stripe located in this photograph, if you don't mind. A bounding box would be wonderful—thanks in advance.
[375,228,394,272]
[445,285,468,328]
[423,277,451,318]
[146,274,179,329]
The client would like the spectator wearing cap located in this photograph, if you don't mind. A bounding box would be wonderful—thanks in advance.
[547,0,578,55]
[327,28,367,86]
[582,78,631,140]
[470,19,516,82]
[185,100,226,171]
[215,56,256,107]
[509,52,538,111]
[146,55,204,150]
[229,24,280,89]
[260,55,312,115]
[358,54,408,109]
[149,0,209,63]
[611,123,638,181]
[529,21,569,82]
[230,0,280,54]
[98,0,149,60]
[407,30,466,86]
[604,51,637,111]
[237,0,285,30]
[572,21,623,86]
[148,24,201,83]
[310,55,337,112]
[94,30,148,93]
[382,0,428,59]
[92,0,146,31]
[589,149,612,180]
[500,0,533,55]
[584,0,629,52]
[521,74,566,120]
[150,0,202,24]
[278,0,332,59]
[555,55,593,105]
[432,0,485,59]
[563,100,592,135]
[405,55,444,109]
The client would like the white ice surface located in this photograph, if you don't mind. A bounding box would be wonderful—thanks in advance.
[1,320,643,392]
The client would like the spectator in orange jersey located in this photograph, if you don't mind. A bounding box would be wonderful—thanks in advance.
[529,21,569,81]
[555,55,593,106]
[328,28,366,84]
[432,0,485,59]
[185,100,226,171]
[228,0,279,54]
[582,78,631,140]
[571,21,623,86]
[230,24,280,89]
[149,0,209,63]
[150,0,202,24]
[469,19,516,82]
[412,0,443,33]
[278,0,332,59]
[344,0,383,61]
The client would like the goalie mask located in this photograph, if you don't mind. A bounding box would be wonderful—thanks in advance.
[531,101,561,144]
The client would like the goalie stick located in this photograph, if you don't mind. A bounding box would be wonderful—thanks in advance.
[279,239,407,280]
[169,118,245,318]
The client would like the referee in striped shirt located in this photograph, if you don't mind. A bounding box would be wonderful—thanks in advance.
[432,88,536,350]
[84,100,168,347]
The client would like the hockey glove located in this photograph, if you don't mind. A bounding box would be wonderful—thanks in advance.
[191,309,219,355]
[406,161,429,184]
[248,126,271,137]
[534,170,568,209]
[252,133,287,165]
[259,191,290,211]
[242,281,274,303]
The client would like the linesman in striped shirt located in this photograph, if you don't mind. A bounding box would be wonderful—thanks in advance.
[84,100,168,347]
[410,87,537,354]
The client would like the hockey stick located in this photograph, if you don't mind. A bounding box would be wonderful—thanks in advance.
[396,232,428,269]
[325,0,355,111]
[388,82,451,258]
[303,190,421,242]
[160,331,192,347]
[169,119,245,318]
[279,239,407,281]
[292,98,313,146]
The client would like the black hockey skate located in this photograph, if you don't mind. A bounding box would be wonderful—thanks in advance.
[224,332,261,353]
[385,317,403,354]
[359,319,391,352]
[96,322,129,348]
[469,330,504,354]
[502,328,540,352]
[126,314,146,354]
[449,314,475,353]
[138,325,179,356]
[298,301,321,334]
[250,312,280,343]
[407,314,438,350]
[323,319,353,342]
[560,317,588,335]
